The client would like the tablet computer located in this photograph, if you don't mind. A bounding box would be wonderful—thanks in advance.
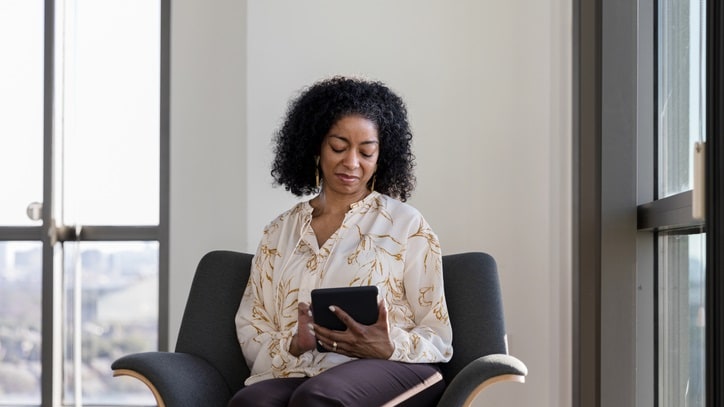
[311,285,379,351]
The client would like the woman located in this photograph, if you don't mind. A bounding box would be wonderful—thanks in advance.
[230,76,452,407]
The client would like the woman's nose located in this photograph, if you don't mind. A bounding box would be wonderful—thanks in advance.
[342,151,360,168]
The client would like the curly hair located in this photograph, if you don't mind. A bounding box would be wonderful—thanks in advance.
[270,76,416,201]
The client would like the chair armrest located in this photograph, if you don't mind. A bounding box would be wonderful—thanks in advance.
[436,354,528,407]
[112,352,233,407]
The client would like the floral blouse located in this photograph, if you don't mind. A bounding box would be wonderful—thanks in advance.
[235,191,453,385]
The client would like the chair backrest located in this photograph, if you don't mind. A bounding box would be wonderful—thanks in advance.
[174,250,508,394]
[439,252,508,383]
[175,250,252,394]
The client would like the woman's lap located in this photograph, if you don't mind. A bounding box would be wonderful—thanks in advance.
[228,377,307,407]
[227,360,444,407]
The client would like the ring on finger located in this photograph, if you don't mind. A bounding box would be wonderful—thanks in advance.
[332,341,338,351]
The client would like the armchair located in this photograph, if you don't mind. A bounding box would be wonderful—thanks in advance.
[112,250,527,406]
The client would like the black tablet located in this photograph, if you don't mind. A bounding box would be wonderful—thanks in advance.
[311,285,379,351]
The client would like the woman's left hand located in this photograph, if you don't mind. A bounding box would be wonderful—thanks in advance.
[313,299,394,359]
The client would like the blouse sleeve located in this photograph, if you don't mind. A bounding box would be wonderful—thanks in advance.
[234,226,310,379]
[388,217,453,363]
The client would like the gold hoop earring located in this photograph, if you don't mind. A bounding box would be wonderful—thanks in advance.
[315,156,320,188]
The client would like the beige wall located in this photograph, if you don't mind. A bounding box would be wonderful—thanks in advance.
[171,1,571,406]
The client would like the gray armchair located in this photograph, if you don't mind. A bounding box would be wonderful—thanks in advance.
[112,250,527,406]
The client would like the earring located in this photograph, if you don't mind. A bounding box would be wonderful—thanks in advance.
[315,156,320,188]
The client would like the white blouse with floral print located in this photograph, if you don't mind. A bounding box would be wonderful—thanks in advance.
[235,191,453,385]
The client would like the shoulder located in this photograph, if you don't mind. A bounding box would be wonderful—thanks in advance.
[372,193,428,226]
[377,193,421,214]
[263,201,312,232]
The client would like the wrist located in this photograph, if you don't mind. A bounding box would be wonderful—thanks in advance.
[289,334,301,357]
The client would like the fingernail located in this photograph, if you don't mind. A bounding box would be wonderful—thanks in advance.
[329,305,336,312]
[307,323,314,331]
[308,310,313,317]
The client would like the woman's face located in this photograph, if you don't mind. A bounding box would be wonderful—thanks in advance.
[319,114,379,199]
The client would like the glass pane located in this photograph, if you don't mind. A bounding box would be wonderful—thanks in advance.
[0,242,42,405]
[658,232,705,407]
[60,0,160,226]
[0,1,44,226]
[62,242,157,405]
[657,0,706,198]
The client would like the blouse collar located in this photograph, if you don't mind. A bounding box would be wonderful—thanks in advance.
[302,190,381,215]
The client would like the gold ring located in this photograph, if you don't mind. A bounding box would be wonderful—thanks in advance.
[332,341,337,351]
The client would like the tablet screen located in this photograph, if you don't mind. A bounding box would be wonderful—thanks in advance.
[311,285,379,351]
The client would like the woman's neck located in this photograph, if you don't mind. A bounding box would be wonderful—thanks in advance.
[311,188,370,216]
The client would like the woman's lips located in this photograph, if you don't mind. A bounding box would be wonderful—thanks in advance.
[336,173,358,183]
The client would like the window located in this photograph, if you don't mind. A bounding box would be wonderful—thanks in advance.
[574,0,723,405]
[653,1,707,405]
[657,0,706,198]
[657,232,706,406]
[0,1,168,405]
[0,1,44,403]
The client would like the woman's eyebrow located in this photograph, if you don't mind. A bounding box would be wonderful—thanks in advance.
[360,140,380,145]
[328,135,379,145]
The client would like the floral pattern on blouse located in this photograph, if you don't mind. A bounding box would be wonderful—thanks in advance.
[235,191,453,385]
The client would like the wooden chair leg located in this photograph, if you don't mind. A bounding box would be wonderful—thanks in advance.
[113,368,166,407]
[462,374,526,407]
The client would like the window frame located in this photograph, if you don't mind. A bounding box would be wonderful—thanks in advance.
[34,0,169,405]
[573,0,724,406]
[704,0,724,403]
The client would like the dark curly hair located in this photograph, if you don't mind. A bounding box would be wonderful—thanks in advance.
[270,76,416,201]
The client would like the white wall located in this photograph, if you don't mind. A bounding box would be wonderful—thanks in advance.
[171,1,571,406]
[168,0,247,348]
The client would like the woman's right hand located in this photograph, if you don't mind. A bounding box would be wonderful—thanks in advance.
[289,302,316,356]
